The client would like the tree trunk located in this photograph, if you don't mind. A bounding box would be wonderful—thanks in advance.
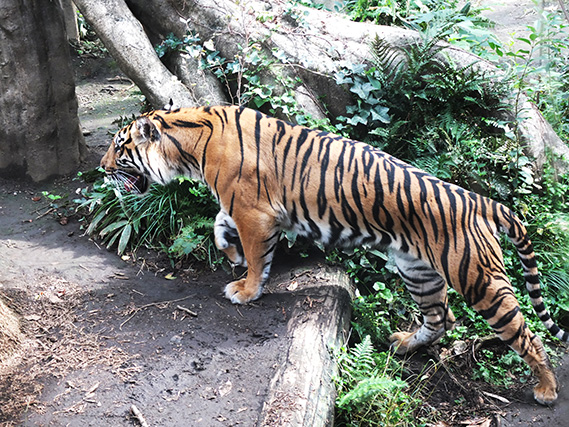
[0,0,86,182]
[0,297,22,365]
[78,0,569,170]
[73,0,201,108]
[58,0,79,42]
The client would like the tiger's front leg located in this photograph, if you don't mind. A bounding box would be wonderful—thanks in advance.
[222,210,279,304]
[214,210,247,267]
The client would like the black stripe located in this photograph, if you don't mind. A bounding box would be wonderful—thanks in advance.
[255,111,262,199]
[317,141,331,218]
[154,115,172,129]
[172,119,202,128]
[228,192,235,217]
[235,108,245,180]
[165,134,200,170]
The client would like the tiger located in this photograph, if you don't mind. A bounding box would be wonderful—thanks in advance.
[101,104,569,405]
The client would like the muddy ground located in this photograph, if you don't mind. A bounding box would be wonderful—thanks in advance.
[2,1,569,426]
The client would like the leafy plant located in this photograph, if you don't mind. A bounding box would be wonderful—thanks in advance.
[334,336,423,426]
[155,32,203,59]
[472,349,530,387]
[77,176,219,264]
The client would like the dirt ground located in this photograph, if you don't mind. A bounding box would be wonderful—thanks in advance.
[2,1,569,426]
[0,172,333,426]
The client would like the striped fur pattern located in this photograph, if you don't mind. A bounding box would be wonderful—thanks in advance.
[101,105,568,404]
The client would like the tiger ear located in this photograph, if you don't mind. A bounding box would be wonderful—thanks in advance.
[135,117,161,144]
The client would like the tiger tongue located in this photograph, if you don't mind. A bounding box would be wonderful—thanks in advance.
[124,175,140,192]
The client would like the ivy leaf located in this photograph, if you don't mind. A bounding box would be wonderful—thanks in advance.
[346,109,371,126]
[335,71,353,85]
[272,49,288,63]
[350,82,376,101]
[370,106,391,124]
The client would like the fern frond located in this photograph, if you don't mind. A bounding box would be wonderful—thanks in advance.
[369,36,405,76]
[339,335,377,382]
[337,376,407,409]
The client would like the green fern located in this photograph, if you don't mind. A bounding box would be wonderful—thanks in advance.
[337,335,377,384]
[334,336,422,426]
[337,376,407,409]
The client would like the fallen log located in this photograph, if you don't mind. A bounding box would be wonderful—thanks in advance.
[260,265,354,427]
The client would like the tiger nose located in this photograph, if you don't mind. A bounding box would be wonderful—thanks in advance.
[100,148,117,173]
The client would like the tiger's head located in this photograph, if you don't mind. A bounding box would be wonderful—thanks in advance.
[102,104,213,193]
[100,115,163,194]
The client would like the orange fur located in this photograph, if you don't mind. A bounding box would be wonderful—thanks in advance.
[101,105,568,404]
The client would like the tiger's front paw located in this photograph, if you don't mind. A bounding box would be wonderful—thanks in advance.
[534,385,557,405]
[389,332,415,355]
[533,369,558,405]
[224,279,262,304]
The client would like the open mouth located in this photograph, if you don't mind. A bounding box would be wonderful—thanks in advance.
[109,171,149,194]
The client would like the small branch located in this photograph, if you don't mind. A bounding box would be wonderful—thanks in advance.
[131,404,149,427]
[176,305,198,317]
[36,207,56,220]
[481,390,511,405]
[120,295,195,329]
[559,0,569,24]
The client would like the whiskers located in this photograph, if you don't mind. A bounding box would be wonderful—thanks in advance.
[105,171,144,194]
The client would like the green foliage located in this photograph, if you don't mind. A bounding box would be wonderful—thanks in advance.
[77,176,219,266]
[201,40,320,123]
[472,349,530,387]
[168,217,221,267]
[334,336,423,426]
[72,12,108,58]
[340,0,485,28]
[326,248,418,347]
[503,9,569,140]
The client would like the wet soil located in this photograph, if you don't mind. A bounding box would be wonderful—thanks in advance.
[0,174,342,426]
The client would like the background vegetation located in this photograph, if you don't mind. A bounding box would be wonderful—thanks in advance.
[76,1,569,425]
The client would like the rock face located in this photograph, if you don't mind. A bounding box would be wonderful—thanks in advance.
[0,0,85,182]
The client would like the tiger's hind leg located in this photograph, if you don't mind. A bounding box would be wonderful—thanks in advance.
[214,210,247,267]
[472,276,558,405]
[389,251,456,354]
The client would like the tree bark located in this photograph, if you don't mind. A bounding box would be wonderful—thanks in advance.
[0,0,86,182]
[58,0,79,41]
[0,297,21,364]
[80,0,569,170]
[73,0,201,108]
